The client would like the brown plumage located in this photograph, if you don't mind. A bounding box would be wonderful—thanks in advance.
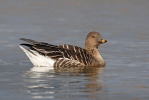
[20,31,107,68]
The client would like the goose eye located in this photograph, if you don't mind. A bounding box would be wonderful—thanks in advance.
[92,36,95,38]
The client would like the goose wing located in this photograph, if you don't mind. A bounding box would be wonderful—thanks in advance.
[20,38,97,66]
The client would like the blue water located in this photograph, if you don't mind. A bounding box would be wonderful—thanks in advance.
[0,0,149,100]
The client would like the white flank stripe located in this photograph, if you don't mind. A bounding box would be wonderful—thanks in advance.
[20,46,55,70]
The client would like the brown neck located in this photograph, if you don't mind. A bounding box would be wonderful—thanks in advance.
[85,47,105,66]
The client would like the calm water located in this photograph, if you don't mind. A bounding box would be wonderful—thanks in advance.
[0,0,149,100]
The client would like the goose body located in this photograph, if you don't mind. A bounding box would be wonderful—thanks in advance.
[20,31,107,69]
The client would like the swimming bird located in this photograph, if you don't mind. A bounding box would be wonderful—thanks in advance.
[19,31,107,69]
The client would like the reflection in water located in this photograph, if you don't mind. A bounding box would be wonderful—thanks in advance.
[23,71,55,99]
[23,66,105,99]
[85,68,104,99]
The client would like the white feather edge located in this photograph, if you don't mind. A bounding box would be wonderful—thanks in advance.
[19,45,55,71]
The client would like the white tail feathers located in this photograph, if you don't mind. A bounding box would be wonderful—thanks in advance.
[19,46,55,69]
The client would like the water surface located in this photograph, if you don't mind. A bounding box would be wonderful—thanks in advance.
[0,0,149,100]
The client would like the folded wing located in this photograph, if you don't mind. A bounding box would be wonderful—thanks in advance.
[20,38,97,67]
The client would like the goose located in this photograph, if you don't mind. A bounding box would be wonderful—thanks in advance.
[19,31,107,69]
